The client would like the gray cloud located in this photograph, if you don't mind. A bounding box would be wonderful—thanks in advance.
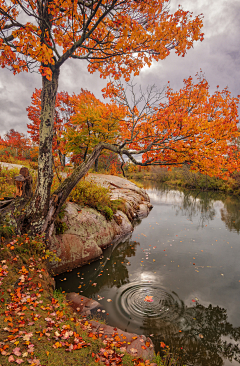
[0,0,239,136]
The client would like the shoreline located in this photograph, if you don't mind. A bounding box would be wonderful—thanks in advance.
[48,174,152,275]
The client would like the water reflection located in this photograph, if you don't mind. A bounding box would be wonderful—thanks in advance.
[145,182,240,232]
[55,183,240,366]
[55,238,140,296]
[221,196,240,233]
[151,302,240,366]
[174,191,216,228]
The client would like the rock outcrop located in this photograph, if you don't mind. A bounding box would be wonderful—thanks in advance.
[49,174,152,275]
[67,293,155,360]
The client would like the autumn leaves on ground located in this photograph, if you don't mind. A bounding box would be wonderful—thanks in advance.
[0,232,164,366]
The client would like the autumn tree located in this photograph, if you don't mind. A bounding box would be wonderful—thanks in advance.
[102,75,240,179]
[0,0,204,236]
[98,151,122,174]
[27,89,74,167]
[0,129,30,159]
[65,89,125,171]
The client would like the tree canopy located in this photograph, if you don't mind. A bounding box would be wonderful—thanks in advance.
[0,0,204,80]
[0,128,30,158]
[0,0,206,237]
[103,74,240,178]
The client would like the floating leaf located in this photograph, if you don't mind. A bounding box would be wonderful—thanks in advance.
[144,296,153,302]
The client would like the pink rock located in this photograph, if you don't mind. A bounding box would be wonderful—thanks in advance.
[48,174,151,275]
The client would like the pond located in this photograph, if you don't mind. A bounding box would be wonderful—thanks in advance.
[55,182,240,366]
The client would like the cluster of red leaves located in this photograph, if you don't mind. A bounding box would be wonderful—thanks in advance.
[83,324,154,366]
[0,129,31,160]
[27,89,74,162]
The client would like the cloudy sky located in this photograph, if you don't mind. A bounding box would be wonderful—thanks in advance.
[0,0,239,136]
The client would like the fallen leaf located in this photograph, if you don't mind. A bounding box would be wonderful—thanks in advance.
[16,359,24,364]
[144,296,153,302]
[13,347,21,356]
[130,348,138,354]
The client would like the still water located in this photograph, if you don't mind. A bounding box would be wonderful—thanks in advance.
[55,182,240,366]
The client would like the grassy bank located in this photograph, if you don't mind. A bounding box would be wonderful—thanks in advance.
[126,166,240,196]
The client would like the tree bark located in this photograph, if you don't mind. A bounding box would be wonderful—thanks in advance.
[58,149,66,167]
[94,156,99,172]
[19,67,60,235]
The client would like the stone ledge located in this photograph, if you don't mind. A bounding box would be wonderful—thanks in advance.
[67,292,155,360]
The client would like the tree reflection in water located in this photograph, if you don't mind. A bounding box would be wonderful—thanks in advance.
[55,236,140,296]
[221,196,240,233]
[143,301,240,366]
[165,185,240,233]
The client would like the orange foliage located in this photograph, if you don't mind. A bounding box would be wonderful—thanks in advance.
[0,1,204,81]
[103,74,240,178]
[0,129,30,159]
[65,89,125,163]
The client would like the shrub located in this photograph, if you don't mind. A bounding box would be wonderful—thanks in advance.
[69,180,110,207]
[0,166,18,198]
[99,206,113,220]
[55,221,68,235]
[69,180,126,220]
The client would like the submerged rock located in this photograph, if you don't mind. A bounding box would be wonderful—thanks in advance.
[66,293,102,315]
[48,174,152,275]
[67,292,155,360]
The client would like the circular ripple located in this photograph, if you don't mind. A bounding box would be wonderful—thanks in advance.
[116,282,184,322]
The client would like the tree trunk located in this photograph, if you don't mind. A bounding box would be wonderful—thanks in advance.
[95,156,99,172]
[83,146,88,161]
[20,67,60,234]
[58,150,66,167]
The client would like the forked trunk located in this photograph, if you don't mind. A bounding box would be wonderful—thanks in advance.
[0,124,118,239]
